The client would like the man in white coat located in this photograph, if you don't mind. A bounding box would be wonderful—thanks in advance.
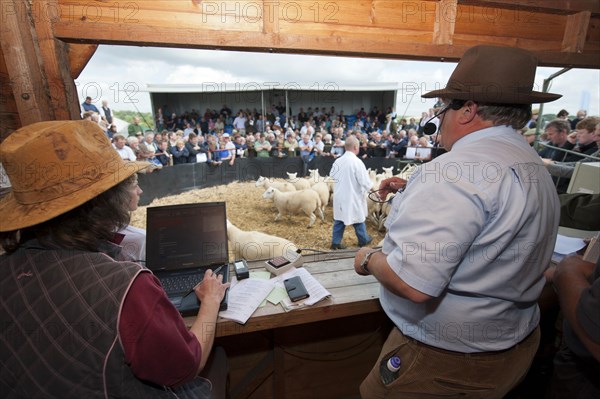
[329,135,373,249]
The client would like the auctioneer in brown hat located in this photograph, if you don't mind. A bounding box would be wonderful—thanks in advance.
[422,45,561,104]
[0,120,150,232]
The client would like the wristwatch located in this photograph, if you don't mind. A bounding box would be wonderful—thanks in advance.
[360,250,379,275]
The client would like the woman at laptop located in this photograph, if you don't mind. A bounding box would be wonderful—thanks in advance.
[0,121,230,399]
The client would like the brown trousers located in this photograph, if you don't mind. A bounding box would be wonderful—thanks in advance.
[360,326,540,399]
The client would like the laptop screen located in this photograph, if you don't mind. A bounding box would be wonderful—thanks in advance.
[145,202,229,272]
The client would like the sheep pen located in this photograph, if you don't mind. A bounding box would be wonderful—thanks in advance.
[130,180,387,253]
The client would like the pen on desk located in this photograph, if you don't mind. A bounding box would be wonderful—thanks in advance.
[182,264,227,298]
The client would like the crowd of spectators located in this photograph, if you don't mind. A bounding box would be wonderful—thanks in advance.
[95,102,450,170]
[80,97,598,196]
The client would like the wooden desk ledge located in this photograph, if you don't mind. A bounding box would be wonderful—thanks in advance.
[185,249,384,337]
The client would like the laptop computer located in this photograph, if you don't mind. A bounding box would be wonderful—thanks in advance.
[145,202,230,316]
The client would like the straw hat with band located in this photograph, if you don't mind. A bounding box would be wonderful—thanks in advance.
[0,120,150,232]
[422,45,561,104]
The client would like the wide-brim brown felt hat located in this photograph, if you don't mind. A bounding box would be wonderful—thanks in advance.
[422,45,561,104]
[0,120,150,232]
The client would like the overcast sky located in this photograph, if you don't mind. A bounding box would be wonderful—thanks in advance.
[76,45,599,119]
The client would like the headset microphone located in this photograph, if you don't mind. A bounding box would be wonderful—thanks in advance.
[422,100,465,135]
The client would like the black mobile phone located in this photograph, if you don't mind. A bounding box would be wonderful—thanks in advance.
[283,276,310,302]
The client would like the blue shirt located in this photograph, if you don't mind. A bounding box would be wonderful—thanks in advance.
[381,126,559,352]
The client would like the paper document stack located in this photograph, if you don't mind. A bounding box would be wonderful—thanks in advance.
[218,267,332,324]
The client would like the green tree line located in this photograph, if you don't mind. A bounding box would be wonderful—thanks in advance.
[113,110,154,130]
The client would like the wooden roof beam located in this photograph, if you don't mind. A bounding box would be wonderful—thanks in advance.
[32,0,81,121]
[0,0,54,125]
[562,11,591,52]
[68,43,98,79]
[433,0,457,45]
[459,0,600,15]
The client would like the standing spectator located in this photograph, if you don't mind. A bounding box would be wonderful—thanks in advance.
[331,135,345,158]
[284,133,298,157]
[220,133,236,166]
[81,96,99,114]
[564,116,600,162]
[155,140,172,167]
[298,134,314,175]
[100,99,113,125]
[185,133,207,163]
[171,139,189,165]
[128,116,144,137]
[358,45,560,398]
[557,109,570,120]
[254,134,272,158]
[233,135,247,159]
[233,112,247,135]
[570,109,587,130]
[538,119,575,161]
[329,136,373,249]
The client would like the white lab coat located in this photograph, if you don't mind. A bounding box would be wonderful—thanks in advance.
[330,151,373,225]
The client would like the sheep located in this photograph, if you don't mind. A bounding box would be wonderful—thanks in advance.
[262,187,324,228]
[255,176,297,192]
[226,220,299,261]
[310,181,330,215]
[382,166,394,178]
[307,168,327,186]
[285,172,312,190]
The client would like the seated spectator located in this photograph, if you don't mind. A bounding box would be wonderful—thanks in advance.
[171,139,189,165]
[112,134,136,161]
[254,134,271,158]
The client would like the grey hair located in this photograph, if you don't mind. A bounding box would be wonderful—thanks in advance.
[476,103,532,130]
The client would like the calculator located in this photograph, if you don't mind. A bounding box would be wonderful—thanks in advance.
[267,256,291,269]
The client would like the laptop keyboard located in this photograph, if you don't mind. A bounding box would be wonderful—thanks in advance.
[161,273,204,296]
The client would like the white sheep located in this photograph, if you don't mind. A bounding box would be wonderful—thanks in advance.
[226,220,299,261]
[285,172,312,190]
[310,181,330,216]
[255,176,297,192]
[307,168,327,186]
[262,187,324,228]
[382,166,394,178]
